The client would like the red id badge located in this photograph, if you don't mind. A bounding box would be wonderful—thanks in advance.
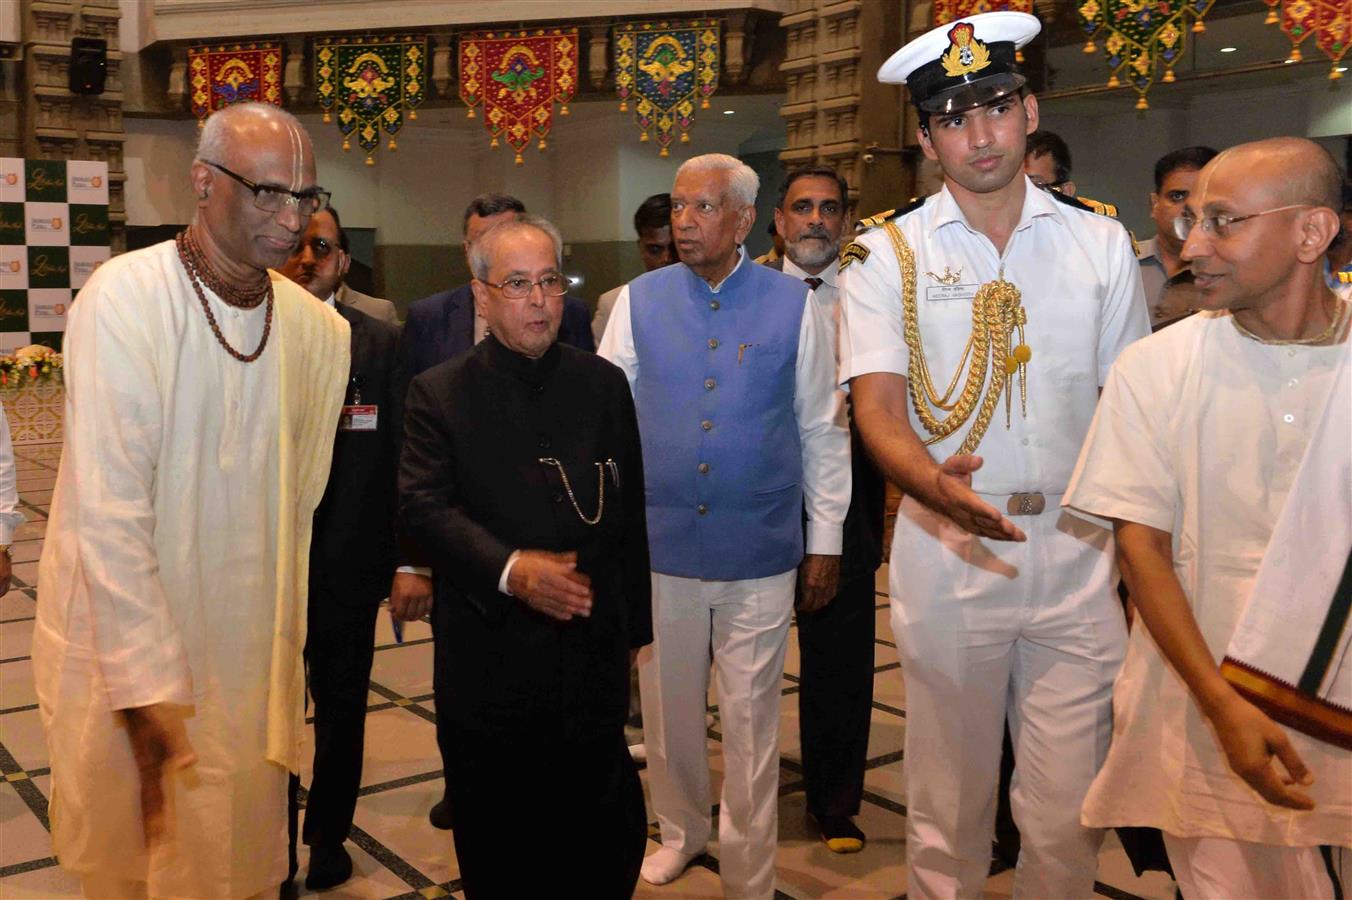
[339,404,378,432]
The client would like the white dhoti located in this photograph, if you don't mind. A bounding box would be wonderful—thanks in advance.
[640,569,797,899]
[890,495,1126,900]
[1162,834,1339,900]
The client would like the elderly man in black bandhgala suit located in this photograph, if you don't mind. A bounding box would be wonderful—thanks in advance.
[398,214,651,898]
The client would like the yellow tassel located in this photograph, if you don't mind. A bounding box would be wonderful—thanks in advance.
[1107,73,1120,87]
[1191,18,1205,33]
[680,132,690,143]
[620,100,628,112]
[1332,64,1344,80]
[197,118,205,129]
[701,98,709,109]
[365,154,374,166]
[514,152,523,165]
[342,137,350,152]
[468,108,476,119]
[491,136,499,148]
[560,104,569,116]
[660,146,669,157]
[1084,40,1096,54]
[640,131,649,142]
[1135,95,1149,110]
[388,137,397,150]
[323,112,332,124]
[1015,50,1025,63]
[1163,68,1176,83]
[408,109,417,120]
[1290,46,1303,62]
[1265,8,1278,23]
[538,137,547,150]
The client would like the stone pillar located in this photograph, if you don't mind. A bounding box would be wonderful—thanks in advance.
[778,0,910,220]
[20,0,125,251]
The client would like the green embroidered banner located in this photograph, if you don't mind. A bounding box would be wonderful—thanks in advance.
[614,20,720,157]
[315,35,427,165]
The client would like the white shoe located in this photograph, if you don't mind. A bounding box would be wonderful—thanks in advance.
[640,846,699,885]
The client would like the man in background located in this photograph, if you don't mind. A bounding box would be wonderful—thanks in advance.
[280,206,430,890]
[1024,130,1076,196]
[766,164,885,854]
[1136,146,1219,329]
[592,192,676,345]
[286,206,398,326]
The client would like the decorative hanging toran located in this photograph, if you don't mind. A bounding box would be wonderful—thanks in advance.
[458,29,578,165]
[314,35,427,165]
[187,43,283,125]
[1260,0,1349,79]
[932,0,1035,61]
[613,19,720,157]
[1077,0,1218,109]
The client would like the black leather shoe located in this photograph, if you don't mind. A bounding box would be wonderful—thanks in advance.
[428,794,453,830]
[305,843,354,891]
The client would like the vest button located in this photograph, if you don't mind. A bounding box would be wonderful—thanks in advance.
[704,378,716,390]
[698,462,710,474]
[697,504,708,515]
[701,420,713,431]
[710,300,720,311]
[708,338,719,350]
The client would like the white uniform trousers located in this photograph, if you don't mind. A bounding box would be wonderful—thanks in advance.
[639,569,797,899]
[1162,834,1340,900]
[890,495,1127,899]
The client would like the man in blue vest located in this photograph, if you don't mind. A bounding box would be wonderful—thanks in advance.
[599,153,851,899]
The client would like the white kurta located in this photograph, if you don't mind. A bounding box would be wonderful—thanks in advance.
[33,240,348,898]
[1065,306,1352,848]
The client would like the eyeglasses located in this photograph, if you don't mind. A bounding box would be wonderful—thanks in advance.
[205,162,331,216]
[480,273,569,300]
[1172,204,1311,241]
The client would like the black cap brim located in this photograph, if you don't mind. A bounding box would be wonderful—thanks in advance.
[917,71,1026,115]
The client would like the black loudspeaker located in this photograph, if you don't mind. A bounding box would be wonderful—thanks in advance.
[69,37,107,95]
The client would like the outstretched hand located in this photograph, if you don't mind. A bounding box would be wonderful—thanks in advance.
[931,455,1027,542]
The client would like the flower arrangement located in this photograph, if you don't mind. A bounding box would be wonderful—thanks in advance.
[0,344,63,387]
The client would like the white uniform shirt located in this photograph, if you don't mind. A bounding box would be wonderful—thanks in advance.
[0,406,23,544]
[838,178,1150,494]
[1064,307,1352,846]
[599,248,850,555]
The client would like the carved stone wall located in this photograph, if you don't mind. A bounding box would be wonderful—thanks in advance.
[19,0,126,251]
[778,0,914,219]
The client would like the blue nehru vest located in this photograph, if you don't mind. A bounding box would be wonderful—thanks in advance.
[630,254,809,580]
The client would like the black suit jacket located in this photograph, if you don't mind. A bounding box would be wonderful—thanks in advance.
[310,304,403,605]
[400,336,651,739]
[763,257,885,579]
[400,282,594,379]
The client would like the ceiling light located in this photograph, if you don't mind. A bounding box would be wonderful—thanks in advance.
[1338,66,1349,73]
[723,110,735,115]
[1219,46,1237,52]
[1284,57,1297,64]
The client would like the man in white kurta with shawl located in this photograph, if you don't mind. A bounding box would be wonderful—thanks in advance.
[1065,137,1352,899]
[32,103,349,898]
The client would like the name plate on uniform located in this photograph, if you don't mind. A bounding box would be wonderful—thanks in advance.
[339,404,378,432]
[925,283,979,303]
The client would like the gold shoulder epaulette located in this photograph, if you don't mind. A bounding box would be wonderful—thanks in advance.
[1338,270,1352,284]
[1077,195,1119,218]
[839,240,871,270]
[857,209,896,230]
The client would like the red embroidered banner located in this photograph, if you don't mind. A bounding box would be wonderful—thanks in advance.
[188,43,283,125]
[933,0,1033,26]
[1261,0,1349,78]
[458,29,579,166]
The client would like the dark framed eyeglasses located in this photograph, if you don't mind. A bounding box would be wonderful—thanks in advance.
[479,273,569,300]
[1172,203,1312,241]
[205,161,330,216]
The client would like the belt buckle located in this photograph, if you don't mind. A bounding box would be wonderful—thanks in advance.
[1006,492,1046,516]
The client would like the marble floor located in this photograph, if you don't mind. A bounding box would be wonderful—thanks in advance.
[0,440,1177,899]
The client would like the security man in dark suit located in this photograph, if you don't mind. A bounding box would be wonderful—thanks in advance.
[399,214,650,897]
[280,206,433,891]
[401,193,593,379]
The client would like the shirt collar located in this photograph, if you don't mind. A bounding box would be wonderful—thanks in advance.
[481,332,561,384]
[780,253,839,288]
[707,245,748,294]
[1136,236,1160,263]
[930,176,1063,236]
[323,292,337,308]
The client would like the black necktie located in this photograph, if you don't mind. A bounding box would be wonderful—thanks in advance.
[804,277,823,290]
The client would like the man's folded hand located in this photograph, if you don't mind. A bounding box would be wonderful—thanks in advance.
[508,550,593,621]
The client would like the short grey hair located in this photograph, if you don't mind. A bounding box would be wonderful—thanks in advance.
[195,102,306,165]
[468,213,564,281]
[675,153,759,208]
